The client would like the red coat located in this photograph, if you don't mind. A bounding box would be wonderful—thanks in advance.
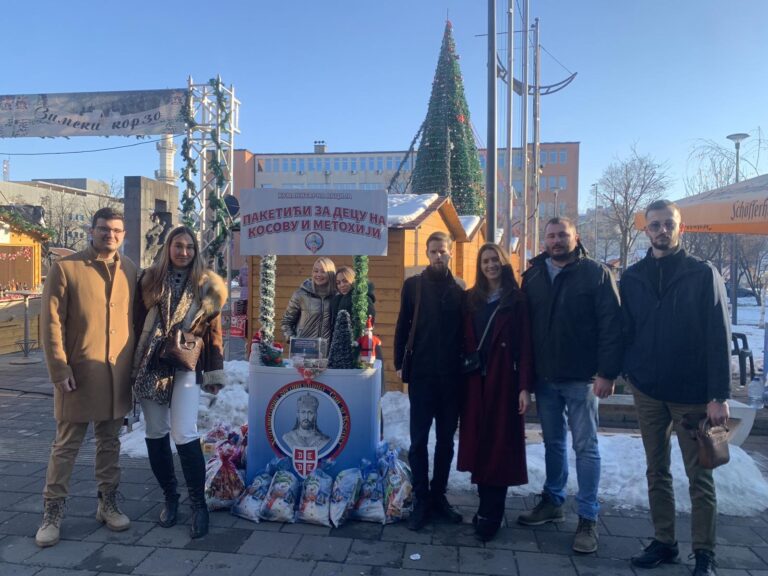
[457,290,534,487]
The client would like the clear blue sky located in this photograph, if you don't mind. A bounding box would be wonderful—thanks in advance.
[1,0,766,212]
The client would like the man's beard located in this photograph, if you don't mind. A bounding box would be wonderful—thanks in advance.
[549,248,576,263]
[650,236,677,251]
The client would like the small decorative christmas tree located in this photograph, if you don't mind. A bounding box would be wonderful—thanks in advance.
[328,310,356,369]
[258,254,277,364]
[411,20,485,215]
[351,255,369,339]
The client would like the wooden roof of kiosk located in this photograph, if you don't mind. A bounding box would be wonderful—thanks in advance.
[247,195,498,392]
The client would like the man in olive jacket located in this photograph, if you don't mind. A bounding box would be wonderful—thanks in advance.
[623,200,730,576]
[36,207,137,548]
[518,217,622,555]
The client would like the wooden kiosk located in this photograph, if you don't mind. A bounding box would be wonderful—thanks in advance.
[0,216,46,355]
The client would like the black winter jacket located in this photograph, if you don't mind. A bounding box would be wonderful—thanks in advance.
[394,268,463,379]
[620,248,731,404]
[521,249,622,383]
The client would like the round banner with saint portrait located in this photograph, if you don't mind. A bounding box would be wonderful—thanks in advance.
[265,380,351,477]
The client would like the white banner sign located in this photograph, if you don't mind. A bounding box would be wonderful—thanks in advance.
[0,89,187,138]
[240,188,388,256]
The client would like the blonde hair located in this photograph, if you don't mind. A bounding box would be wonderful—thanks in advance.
[312,257,337,294]
[143,226,207,307]
[336,266,355,284]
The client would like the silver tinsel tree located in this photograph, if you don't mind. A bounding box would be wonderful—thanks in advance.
[258,255,277,362]
[328,310,356,369]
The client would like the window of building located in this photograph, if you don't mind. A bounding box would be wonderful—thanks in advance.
[512,179,523,195]
[540,178,548,191]
[342,158,348,172]
[386,157,393,170]
[540,152,546,166]
[549,176,557,190]
[298,158,305,172]
[549,151,557,164]
[282,159,289,173]
[291,158,297,172]
[308,158,315,172]
[479,154,486,169]
[351,158,357,171]
[265,158,272,173]
[559,149,567,164]
[324,159,331,172]
[515,152,523,169]
[559,176,567,190]
[377,157,383,171]
[368,157,375,171]
[334,158,340,172]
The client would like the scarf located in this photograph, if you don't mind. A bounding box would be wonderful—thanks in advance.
[133,273,197,405]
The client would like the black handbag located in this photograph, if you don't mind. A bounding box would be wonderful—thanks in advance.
[400,278,421,384]
[462,305,500,375]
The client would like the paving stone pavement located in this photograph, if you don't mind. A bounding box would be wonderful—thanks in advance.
[2,350,768,575]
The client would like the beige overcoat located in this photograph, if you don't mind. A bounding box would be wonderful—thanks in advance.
[41,245,137,422]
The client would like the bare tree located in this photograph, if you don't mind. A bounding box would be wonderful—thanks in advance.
[684,127,768,283]
[40,190,89,249]
[739,236,768,306]
[598,146,671,271]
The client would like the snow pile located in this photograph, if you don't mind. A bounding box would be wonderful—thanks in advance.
[380,392,768,515]
[387,194,437,226]
[458,215,481,238]
[122,362,768,515]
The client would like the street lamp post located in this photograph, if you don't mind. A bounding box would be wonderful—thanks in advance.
[552,187,561,217]
[592,183,598,256]
[727,132,749,326]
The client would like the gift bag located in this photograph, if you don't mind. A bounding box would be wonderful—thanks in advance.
[232,471,273,522]
[330,468,362,528]
[297,469,333,526]
[381,450,413,523]
[260,469,300,523]
[204,441,245,511]
[350,463,386,524]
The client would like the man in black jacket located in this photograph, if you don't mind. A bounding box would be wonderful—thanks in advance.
[623,199,730,576]
[394,231,464,531]
[518,217,622,555]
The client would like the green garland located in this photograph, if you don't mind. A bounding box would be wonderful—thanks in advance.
[351,255,369,339]
[259,254,277,344]
[0,208,55,240]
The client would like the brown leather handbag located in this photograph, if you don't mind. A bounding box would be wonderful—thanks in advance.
[158,327,203,372]
[684,414,730,469]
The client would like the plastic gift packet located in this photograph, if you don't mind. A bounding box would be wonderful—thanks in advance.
[381,449,413,523]
[202,422,231,459]
[204,441,245,511]
[350,460,386,524]
[260,467,300,523]
[297,469,333,526]
[330,468,362,528]
[231,470,272,522]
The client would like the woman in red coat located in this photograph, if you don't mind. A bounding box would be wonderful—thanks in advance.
[458,243,534,542]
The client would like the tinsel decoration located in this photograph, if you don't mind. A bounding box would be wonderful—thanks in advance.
[328,310,356,369]
[410,20,485,216]
[258,255,277,345]
[351,255,369,339]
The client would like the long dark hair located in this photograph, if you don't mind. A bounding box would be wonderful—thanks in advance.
[143,226,206,308]
[467,243,519,312]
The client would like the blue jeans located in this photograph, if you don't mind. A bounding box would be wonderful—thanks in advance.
[536,380,600,520]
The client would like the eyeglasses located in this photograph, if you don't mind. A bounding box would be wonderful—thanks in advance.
[94,226,125,236]
[646,220,678,233]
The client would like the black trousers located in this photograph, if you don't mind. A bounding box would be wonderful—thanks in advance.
[477,484,508,522]
[408,374,460,501]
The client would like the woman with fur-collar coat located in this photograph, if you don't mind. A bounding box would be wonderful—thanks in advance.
[132,226,227,540]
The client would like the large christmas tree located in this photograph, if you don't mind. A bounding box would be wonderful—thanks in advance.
[411,20,485,216]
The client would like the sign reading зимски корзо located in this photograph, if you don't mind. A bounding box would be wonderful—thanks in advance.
[0,89,187,138]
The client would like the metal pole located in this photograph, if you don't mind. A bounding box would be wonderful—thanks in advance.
[532,18,541,255]
[731,141,741,326]
[505,4,515,259]
[520,0,529,265]
[486,0,498,244]
[593,183,599,256]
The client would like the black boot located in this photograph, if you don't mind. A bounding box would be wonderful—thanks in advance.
[176,440,209,539]
[145,435,179,528]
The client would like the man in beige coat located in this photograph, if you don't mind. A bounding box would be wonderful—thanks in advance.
[36,207,137,548]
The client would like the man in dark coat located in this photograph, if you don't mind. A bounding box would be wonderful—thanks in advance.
[623,199,730,576]
[394,231,464,531]
[518,217,622,555]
